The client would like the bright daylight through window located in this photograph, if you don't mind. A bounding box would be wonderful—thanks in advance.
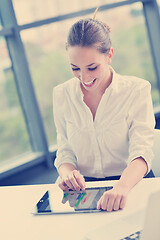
[0,0,160,169]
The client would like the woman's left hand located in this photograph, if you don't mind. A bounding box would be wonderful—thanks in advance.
[97,186,129,212]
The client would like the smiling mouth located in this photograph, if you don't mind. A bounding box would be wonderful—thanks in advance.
[82,78,97,87]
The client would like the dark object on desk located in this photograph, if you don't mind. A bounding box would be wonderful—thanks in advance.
[120,230,141,240]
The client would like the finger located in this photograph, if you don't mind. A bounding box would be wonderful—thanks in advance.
[68,173,81,191]
[65,177,75,190]
[59,181,69,191]
[113,195,121,211]
[100,193,109,211]
[119,195,127,209]
[73,171,86,190]
[106,194,115,212]
[97,197,102,210]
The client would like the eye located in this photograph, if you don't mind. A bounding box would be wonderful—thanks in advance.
[88,66,97,71]
[72,68,80,71]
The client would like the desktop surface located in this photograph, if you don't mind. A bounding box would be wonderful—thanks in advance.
[0,178,160,240]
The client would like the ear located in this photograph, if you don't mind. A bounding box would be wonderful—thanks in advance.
[107,47,114,64]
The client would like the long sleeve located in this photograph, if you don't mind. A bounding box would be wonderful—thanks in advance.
[52,69,155,178]
[127,82,155,173]
[53,86,77,170]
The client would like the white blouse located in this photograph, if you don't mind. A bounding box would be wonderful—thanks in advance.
[53,67,155,178]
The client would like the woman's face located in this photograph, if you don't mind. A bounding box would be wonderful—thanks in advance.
[68,46,113,92]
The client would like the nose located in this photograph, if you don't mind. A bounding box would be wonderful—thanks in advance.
[79,71,88,83]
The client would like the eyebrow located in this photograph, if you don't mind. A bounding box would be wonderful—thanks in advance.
[71,63,96,67]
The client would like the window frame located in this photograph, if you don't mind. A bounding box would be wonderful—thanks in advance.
[0,0,160,178]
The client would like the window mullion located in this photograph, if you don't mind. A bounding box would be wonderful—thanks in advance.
[142,0,160,91]
[0,0,53,168]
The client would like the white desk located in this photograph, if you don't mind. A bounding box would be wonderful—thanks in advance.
[0,178,160,240]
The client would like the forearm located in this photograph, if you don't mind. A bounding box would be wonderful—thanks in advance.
[58,163,77,179]
[116,157,148,192]
[97,157,148,211]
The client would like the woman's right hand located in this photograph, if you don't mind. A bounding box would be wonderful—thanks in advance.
[59,170,86,191]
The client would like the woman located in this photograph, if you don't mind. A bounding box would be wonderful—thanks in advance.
[53,17,155,212]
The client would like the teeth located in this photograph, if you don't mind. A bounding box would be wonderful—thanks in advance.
[83,79,95,85]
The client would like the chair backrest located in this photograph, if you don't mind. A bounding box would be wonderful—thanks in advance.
[152,129,160,177]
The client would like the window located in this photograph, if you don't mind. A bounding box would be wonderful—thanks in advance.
[107,3,160,107]
[0,0,160,173]
[21,2,160,147]
[12,0,137,25]
[20,17,82,145]
[158,0,160,14]
[0,19,2,30]
[13,0,104,24]
[0,37,31,164]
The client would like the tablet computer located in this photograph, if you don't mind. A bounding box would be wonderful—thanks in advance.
[32,186,113,215]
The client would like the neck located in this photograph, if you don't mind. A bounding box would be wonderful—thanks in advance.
[100,68,112,94]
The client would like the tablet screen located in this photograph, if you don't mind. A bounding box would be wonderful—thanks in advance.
[35,186,113,214]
